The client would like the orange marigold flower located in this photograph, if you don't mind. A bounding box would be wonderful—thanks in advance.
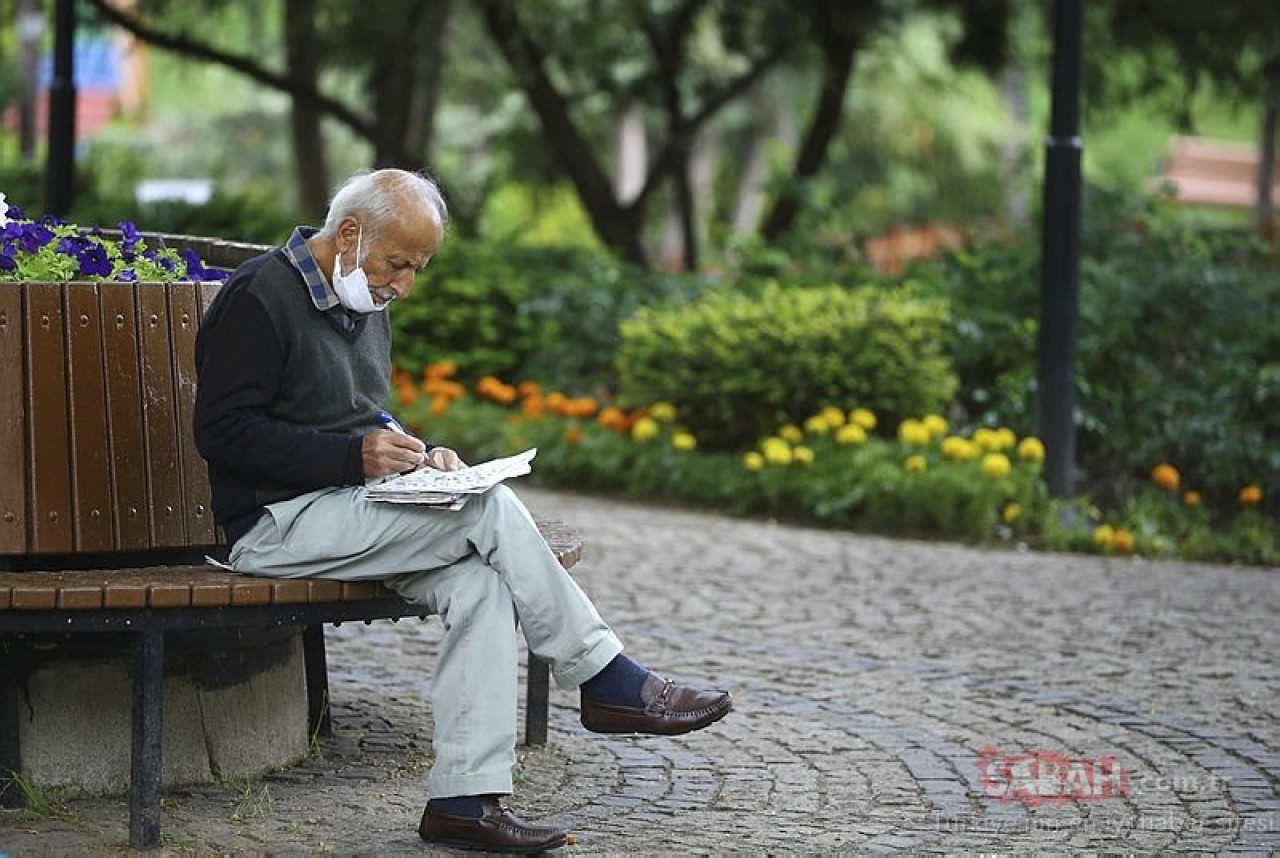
[1182,490,1201,507]
[597,406,628,431]
[569,397,599,418]
[1111,528,1134,554]
[1239,484,1263,506]
[517,380,542,398]
[430,396,450,417]
[397,384,418,407]
[424,360,457,380]
[564,425,583,444]
[1151,464,1180,491]
[522,396,546,419]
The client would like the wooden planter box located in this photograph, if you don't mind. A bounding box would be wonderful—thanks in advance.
[0,235,268,560]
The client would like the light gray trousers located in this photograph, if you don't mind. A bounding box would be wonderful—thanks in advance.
[228,484,623,798]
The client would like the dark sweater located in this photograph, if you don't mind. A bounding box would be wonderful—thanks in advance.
[193,249,392,546]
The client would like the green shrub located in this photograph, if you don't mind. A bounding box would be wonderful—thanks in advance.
[914,189,1280,515]
[392,240,703,393]
[616,282,958,451]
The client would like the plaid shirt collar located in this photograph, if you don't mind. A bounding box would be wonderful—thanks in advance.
[282,226,340,311]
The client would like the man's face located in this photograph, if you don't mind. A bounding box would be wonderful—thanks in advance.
[340,211,443,307]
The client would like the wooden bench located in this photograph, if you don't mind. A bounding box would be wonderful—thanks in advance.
[1154,135,1279,208]
[0,236,581,849]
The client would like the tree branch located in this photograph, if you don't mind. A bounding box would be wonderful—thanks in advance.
[84,0,374,140]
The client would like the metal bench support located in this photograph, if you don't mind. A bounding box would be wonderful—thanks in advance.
[130,629,165,850]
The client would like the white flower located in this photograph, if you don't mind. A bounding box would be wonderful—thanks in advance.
[0,192,9,228]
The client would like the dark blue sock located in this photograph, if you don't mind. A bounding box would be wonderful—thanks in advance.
[580,653,648,708]
[429,795,487,818]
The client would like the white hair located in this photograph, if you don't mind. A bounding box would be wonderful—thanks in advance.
[318,169,448,245]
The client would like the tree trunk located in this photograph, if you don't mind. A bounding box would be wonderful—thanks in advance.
[761,0,860,243]
[284,0,329,219]
[1257,58,1280,240]
[476,0,645,264]
[615,105,648,203]
[404,0,454,167]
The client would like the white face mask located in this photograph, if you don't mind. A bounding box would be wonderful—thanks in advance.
[331,227,385,314]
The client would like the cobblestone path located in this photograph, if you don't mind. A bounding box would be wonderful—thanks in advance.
[2,487,1276,856]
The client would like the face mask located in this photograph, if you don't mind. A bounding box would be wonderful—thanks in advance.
[331,227,385,314]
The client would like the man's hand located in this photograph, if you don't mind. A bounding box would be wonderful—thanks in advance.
[363,431,426,478]
[424,446,466,471]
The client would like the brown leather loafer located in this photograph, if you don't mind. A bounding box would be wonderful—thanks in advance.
[580,671,732,735]
[418,797,568,853]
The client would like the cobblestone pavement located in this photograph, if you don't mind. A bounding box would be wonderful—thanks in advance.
[3,487,1277,856]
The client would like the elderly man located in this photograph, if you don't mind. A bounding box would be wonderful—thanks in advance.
[193,168,731,853]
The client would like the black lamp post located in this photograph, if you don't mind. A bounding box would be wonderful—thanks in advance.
[1038,0,1084,497]
[46,0,77,217]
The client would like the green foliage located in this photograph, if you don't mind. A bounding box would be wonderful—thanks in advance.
[913,188,1280,516]
[391,239,703,393]
[616,282,958,451]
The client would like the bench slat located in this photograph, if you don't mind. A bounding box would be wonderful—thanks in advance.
[101,284,151,551]
[0,518,583,613]
[66,283,114,552]
[0,284,24,553]
[26,283,74,553]
[169,284,216,546]
[137,286,186,547]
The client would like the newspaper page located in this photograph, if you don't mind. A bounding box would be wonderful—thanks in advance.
[365,448,537,507]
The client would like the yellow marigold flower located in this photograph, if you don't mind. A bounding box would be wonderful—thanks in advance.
[631,416,660,443]
[1017,437,1045,463]
[650,401,677,422]
[922,414,948,438]
[994,427,1017,450]
[804,414,830,435]
[1239,484,1263,506]
[763,439,793,466]
[849,408,877,430]
[973,427,1000,451]
[1002,503,1022,524]
[779,424,804,443]
[836,423,867,445]
[941,436,978,461]
[672,431,697,452]
[1092,524,1114,550]
[981,453,1011,479]
[1182,490,1202,507]
[563,425,583,445]
[744,451,765,471]
[793,445,814,465]
[1151,464,1180,491]
[903,454,928,473]
[1111,528,1134,554]
[820,406,846,427]
[897,419,930,445]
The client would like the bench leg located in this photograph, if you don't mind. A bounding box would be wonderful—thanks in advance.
[524,655,550,746]
[0,650,20,808]
[302,625,332,737]
[130,629,165,850]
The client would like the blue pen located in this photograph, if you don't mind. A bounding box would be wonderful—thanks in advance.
[378,410,411,435]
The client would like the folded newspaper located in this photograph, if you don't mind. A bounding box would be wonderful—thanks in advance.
[365,448,537,508]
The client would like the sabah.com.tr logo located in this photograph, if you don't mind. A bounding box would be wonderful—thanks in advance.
[978,746,1129,806]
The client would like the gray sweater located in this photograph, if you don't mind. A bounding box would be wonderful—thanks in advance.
[193,249,393,545]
